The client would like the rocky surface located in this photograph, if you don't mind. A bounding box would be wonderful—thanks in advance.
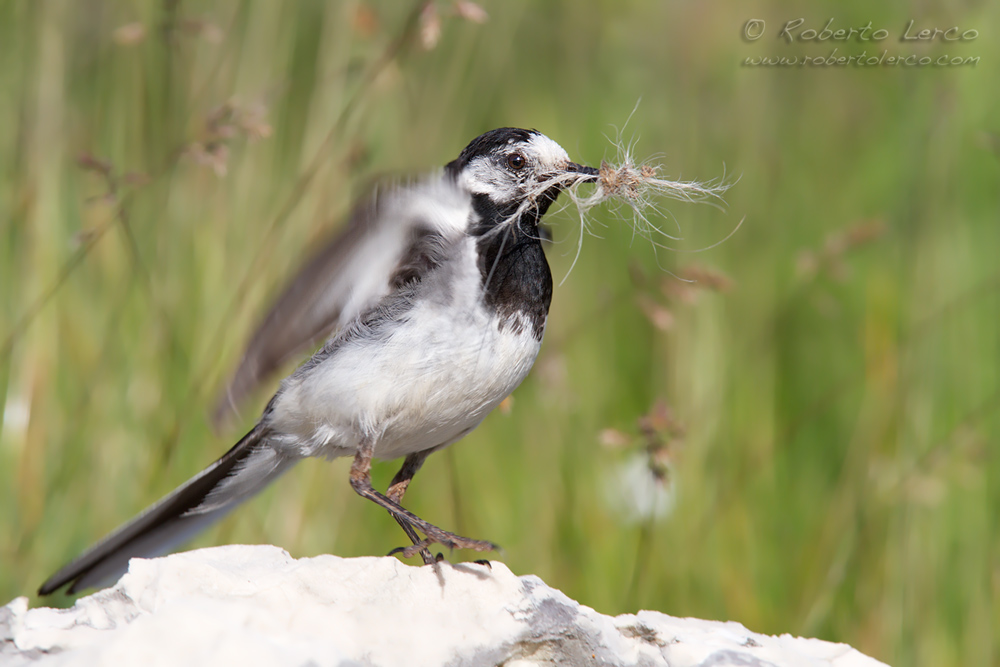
[2,545,886,666]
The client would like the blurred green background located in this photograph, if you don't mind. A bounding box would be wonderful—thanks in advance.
[1,1,997,664]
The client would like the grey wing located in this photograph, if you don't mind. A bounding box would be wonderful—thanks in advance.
[212,174,472,428]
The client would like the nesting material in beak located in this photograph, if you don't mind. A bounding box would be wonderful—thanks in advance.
[580,157,730,211]
[565,149,732,237]
[555,142,736,282]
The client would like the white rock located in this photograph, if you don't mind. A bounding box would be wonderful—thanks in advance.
[2,545,887,666]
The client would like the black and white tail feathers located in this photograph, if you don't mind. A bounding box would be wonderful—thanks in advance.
[38,425,295,595]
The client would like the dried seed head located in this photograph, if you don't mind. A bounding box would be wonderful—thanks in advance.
[113,22,147,46]
[454,1,489,23]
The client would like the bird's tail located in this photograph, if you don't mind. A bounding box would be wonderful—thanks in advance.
[38,424,296,595]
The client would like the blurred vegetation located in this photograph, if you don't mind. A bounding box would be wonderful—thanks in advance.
[1,1,998,665]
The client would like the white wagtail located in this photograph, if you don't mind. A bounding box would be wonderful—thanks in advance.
[39,128,600,595]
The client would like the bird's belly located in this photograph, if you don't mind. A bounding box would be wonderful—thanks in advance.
[268,300,544,461]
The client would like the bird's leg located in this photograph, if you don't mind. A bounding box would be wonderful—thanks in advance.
[349,438,498,559]
[386,452,435,565]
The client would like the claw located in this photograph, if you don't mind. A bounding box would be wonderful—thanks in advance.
[401,539,435,559]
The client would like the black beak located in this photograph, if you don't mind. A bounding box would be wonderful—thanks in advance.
[566,162,600,182]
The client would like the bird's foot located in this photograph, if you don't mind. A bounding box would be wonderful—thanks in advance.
[392,524,499,560]
[387,544,440,565]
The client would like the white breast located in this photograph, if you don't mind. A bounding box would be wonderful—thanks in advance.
[266,237,544,461]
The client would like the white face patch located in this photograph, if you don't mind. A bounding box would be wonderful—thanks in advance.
[525,133,573,172]
[459,132,572,205]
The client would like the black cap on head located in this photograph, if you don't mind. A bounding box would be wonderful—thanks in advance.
[447,128,539,172]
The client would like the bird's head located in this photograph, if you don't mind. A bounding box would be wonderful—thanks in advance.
[446,128,598,222]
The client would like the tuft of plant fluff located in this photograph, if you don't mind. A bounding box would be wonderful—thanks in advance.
[479,139,737,283]
[572,155,732,235]
[559,142,735,279]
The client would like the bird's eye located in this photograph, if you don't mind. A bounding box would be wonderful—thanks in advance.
[506,152,526,170]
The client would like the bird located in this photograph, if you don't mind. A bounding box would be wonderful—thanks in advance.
[38,128,600,595]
